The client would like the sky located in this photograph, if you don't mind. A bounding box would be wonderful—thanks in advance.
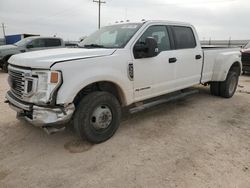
[0,0,249,41]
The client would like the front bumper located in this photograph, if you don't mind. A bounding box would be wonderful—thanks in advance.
[6,91,75,127]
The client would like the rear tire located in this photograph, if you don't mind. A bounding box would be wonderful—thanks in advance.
[220,71,239,98]
[73,91,121,144]
[210,82,220,96]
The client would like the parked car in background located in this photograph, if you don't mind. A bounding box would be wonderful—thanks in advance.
[241,41,250,74]
[0,36,65,72]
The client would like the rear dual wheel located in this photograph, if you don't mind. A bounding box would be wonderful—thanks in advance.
[210,82,220,96]
[210,71,239,98]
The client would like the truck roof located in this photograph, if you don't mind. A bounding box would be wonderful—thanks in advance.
[24,36,63,40]
[113,20,192,27]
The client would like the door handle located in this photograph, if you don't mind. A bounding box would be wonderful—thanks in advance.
[169,57,177,63]
[195,55,202,60]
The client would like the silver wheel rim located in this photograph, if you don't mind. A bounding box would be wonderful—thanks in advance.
[91,105,113,130]
[229,76,237,94]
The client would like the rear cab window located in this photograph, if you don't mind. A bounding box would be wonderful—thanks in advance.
[171,26,196,49]
[31,39,46,48]
[45,39,62,47]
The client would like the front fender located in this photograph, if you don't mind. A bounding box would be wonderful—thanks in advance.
[3,50,21,60]
[52,58,134,106]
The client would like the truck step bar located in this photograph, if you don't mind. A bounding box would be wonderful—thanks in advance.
[129,89,199,114]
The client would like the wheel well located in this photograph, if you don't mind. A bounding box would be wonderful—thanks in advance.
[3,55,13,61]
[73,82,125,107]
[229,62,241,76]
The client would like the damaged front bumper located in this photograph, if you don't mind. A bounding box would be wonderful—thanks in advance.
[6,91,75,127]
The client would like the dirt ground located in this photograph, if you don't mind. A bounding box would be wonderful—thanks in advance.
[0,70,249,188]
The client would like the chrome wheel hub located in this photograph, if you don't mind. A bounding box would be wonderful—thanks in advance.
[91,105,112,130]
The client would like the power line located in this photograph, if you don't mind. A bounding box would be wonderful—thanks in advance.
[148,0,236,6]
[93,0,106,29]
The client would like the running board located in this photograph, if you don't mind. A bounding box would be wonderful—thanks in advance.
[129,89,199,114]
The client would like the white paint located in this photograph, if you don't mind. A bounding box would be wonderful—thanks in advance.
[8,20,241,107]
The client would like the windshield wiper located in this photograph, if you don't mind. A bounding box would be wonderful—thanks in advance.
[83,44,105,48]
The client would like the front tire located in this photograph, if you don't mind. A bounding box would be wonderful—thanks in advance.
[73,92,121,144]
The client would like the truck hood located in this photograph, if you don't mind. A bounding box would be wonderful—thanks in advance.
[9,48,116,69]
[0,44,18,51]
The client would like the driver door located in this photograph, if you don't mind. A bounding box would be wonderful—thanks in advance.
[133,25,177,101]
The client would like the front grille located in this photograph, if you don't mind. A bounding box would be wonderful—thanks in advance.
[8,68,25,99]
[8,66,34,100]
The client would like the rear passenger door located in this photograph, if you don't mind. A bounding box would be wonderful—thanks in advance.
[170,26,203,88]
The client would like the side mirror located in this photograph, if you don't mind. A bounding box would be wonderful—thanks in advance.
[145,37,159,57]
[134,37,159,59]
[26,44,34,49]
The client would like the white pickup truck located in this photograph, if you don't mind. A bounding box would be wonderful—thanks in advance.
[6,20,241,143]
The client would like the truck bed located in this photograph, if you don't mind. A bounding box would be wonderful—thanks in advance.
[201,47,241,83]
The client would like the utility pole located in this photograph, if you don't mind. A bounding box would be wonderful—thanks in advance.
[1,23,6,44]
[93,0,106,29]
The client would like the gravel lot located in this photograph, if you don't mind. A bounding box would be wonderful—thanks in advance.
[0,70,250,188]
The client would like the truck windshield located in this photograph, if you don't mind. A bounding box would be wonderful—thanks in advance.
[15,38,32,47]
[79,23,143,48]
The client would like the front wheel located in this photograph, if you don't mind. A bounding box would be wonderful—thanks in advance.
[220,71,239,98]
[73,92,121,144]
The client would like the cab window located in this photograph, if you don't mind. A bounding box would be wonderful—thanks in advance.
[30,39,46,48]
[45,39,61,47]
[172,26,196,49]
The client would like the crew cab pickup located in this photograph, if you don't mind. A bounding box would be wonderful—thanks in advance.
[0,36,65,72]
[5,20,242,143]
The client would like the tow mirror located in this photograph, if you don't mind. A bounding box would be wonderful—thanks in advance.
[145,37,159,57]
[134,37,159,59]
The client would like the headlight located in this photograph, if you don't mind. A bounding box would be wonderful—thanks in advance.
[23,70,62,105]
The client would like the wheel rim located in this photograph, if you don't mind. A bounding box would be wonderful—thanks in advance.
[90,105,113,130]
[229,76,237,94]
